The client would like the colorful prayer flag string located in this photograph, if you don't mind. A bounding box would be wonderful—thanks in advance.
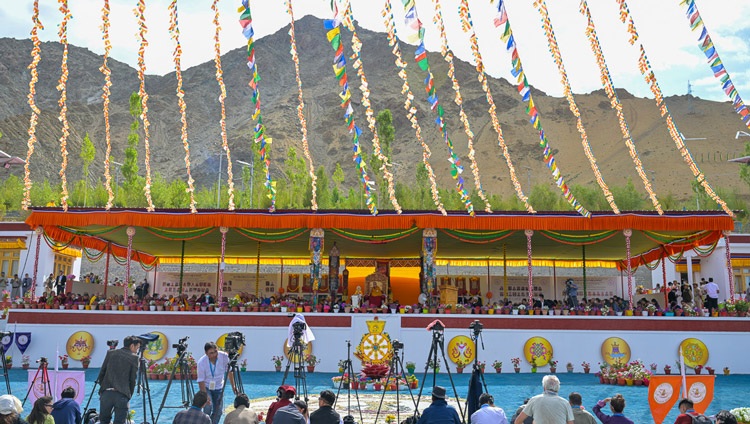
[578,0,661,214]
[323,10,378,215]
[239,0,277,211]
[532,0,618,213]
[211,0,235,210]
[432,0,491,213]
[101,0,114,210]
[490,0,589,217]
[679,0,750,130]
[169,0,197,213]
[401,0,474,216]
[341,2,402,214]
[382,0,445,214]
[57,0,72,211]
[615,0,733,217]
[285,0,317,211]
[134,0,155,211]
[22,0,43,210]
[459,0,532,213]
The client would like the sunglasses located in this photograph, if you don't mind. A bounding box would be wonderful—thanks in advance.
[45,404,53,407]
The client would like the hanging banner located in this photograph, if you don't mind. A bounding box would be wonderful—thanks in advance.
[27,370,85,406]
[1,332,13,353]
[15,332,31,354]
[648,375,715,423]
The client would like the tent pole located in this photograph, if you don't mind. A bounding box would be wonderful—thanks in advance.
[582,245,587,302]
[103,242,111,298]
[553,260,557,301]
[178,240,185,295]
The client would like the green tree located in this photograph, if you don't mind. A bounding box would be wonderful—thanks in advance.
[121,93,142,206]
[79,132,96,207]
[528,184,562,211]
[331,163,345,208]
[415,163,429,209]
[315,166,332,209]
[570,184,609,211]
[610,178,644,210]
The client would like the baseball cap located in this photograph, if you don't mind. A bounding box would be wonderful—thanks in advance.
[0,395,22,415]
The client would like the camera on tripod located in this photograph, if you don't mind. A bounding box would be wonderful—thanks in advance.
[224,332,245,354]
[36,357,48,364]
[172,336,189,353]
[469,320,483,332]
[107,340,118,349]
[392,340,404,351]
[292,321,306,340]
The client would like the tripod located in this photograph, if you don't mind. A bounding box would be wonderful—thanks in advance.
[465,321,488,422]
[155,347,195,423]
[414,321,465,423]
[281,332,308,402]
[23,358,52,406]
[0,344,10,395]
[223,349,243,397]
[374,340,418,424]
[135,346,156,424]
[333,341,363,424]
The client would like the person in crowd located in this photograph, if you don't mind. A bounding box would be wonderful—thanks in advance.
[715,410,738,424]
[667,282,678,304]
[681,283,692,305]
[45,273,55,293]
[21,274,32,299]
[674,399,708,424]
[97,335,140,424]
[592,394,633,424]
[0,394,28,424]
[310,390,340,424]
[173,391,211,424]
[51,387,82,424]
[224,394,258,424]
[564,279,578,308]
[704,278,720,312]
[25,397,53,424]
[273,400,307,424]
[513,375,574,424]
[197,291,215,305]
[134,279,149,300]
[470,393,508,424]
[55,271,67,296]
[267,386,296,424]
[417,386,461,424]
[10,275,21,300]
[568,392,596,424]
[197,342,237,424]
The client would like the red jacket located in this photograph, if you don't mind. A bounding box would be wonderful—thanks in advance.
[267,398,292,424]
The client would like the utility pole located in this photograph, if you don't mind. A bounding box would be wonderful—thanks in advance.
[216,153,223,208]
[237,156,255,209]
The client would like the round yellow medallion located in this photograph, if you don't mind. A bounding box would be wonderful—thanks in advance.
[679,338,708,369]
[66,331,94,361]
[142,332,169,361]
[523,337,553,366]
[447,336,475,365]
[600,337,631,366]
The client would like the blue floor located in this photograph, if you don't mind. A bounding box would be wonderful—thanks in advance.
[3,369,746,423]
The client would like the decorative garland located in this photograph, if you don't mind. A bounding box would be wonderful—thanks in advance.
[285,0,317,211]
[382,0,444,214]
[143,227,215,241]
[525,230,533,306]
[491,0,589,217]
[432,0,491,213]
[323,12,377,214]
[615,0,732,217]
[578,0,661,214]
[234,227,308,243]
[440,229,515,244]
[239,0,277,211]
[101,0,115,210]
[57,0,72,211]
[459,0,531,212]
[724,233,734,300]
[211,0,235,210]
[33,228,42,289]
[680,0,750,129]
[168,0,197,213]
[219,227,227,301]
[341,2,402,213]
[23,0,43,210]
[329,227,419,244]
[125,227,134,299]
[401,0,474,216]
[539,230,618,246]
[532,0,618,213]
[134,0,154,211]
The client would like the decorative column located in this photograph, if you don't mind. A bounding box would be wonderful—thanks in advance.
[624,229,633,309]
[32,227,43,300]
[218,226,228,301]
[582,245,587,301]
[503,243,508,300]
[125,226,135,301]
[525,230,534,306]
[255,242,261,299]
[724,231,735,301]
[328,242,340,300]
[422,229,437,305]
[104,242,111,297]
[310,229,324,305]
[661,256,668,308]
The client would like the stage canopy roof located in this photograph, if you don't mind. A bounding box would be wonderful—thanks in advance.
[25,208,734,270]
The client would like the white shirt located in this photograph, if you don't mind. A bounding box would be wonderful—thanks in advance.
[471,404,508,424]
[197,351,229,390]
[705,282,719,298]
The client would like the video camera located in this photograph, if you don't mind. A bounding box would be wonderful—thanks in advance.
[224,332,245,353]
[469,320,483,333]
[36,357,48,364]
[392,340,404,351]
[172,336,189,353]
[138,333,159,343]
[292,321,306,340]
[107,340,119,349]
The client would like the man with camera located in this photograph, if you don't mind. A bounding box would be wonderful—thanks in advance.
[97,336,141,424]
[197,341,237,424]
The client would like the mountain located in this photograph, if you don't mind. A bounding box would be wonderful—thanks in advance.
[0,15,747,208]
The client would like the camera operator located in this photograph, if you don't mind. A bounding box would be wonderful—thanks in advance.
[97,335,141,424]
[197,342,237,424]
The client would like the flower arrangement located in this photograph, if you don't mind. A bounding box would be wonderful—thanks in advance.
[81,355,92,364]
[650,363,658,371]
[455,358,469,368]
[59,355,69,365]
[600,305,610,315]
[491,360,503,369]
[128,410,136,421]
[385,415,396,424]
[21,355,30,366]
[724,367,730,375]
[511,357,521,368]
[272,355,284,367]
[406,361,416,370]
[581,361,591,369]
[240,359,248,368]
[730,408,750,423]
[694,364,703,373]
[305,354,320,367]
[550,360,559,368]
[664,364,672,372]
[478,360,486,370]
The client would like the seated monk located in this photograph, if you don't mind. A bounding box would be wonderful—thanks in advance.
[368,283,385,308]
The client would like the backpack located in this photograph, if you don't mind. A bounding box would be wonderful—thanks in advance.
[691,413,712,424]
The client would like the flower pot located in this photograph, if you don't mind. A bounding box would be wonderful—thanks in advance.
[603,377,610,384]
[82,362,90,369]
[281,307,288,313]
[456,367,464,374]
[150,306,156,311]
[664,369,671,375]
[78,305,84,310]
[488,309,495,315]
[708,369,715,375]
[374,384,382,391]
[566,367,573,373]
[62,364,69,370]
[584,368,590,374]
[495,368,502,374]
[641,311,648,316]
[550,367,556,373]
[406,366,415,374]
[624,310,633,316]
[625,378,634,386]
[307,366,315,373]
[514,368,520,373]
[694,368,702,375]
[22,364,29,370]
[531,367,537,373]
[275,366,282,372]
[617,378,626,385]
[241,367,247,372]
[634,379,643,386]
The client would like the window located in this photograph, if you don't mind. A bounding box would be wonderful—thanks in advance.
[733,267,750,295]
[53,254,74,277]
[1,249,20,277]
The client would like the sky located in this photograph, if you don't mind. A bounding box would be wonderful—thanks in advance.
[0,0,748,103]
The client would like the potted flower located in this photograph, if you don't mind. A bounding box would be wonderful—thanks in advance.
[705,366,715,375]
[338,359,347,373]
[530,356,539,373]
[511,357,521,373]
[663,364,671,375]
[549,360,558,373]
[373,379,383,391]
[21,355,29,370]
[456,359,468,373]
[693,364,703,375]
[305,353,320,372]
[81,355,92,369]
[60,354,69,370]
[427,359,440,373]
[406,361,416,374]
[723,367,730,376]
[240,359,248,372]
[272,355,284,372]
[650,363,658,373]
[478,361,486,373]
[492,360,503,373]
[582,361,591,374]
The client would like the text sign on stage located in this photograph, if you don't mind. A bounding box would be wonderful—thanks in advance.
[156,272,280,296]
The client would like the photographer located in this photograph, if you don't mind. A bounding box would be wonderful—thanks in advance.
[97,336,141,424]
[197,342,237,424]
